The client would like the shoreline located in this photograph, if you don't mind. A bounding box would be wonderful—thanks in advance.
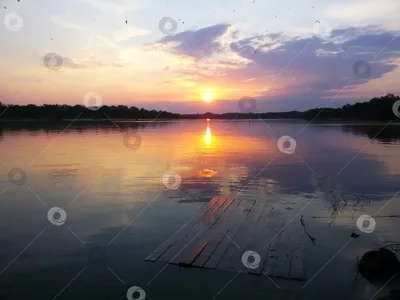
[0,118,399,123]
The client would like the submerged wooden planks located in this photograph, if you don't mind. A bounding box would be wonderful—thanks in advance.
[145,196,306,281]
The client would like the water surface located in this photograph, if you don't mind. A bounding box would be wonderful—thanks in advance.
[0,119,399,300]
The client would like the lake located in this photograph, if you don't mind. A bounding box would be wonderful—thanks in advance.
[0,119,399,300]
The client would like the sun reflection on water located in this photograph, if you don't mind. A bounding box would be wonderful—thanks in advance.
[204,120,212,147]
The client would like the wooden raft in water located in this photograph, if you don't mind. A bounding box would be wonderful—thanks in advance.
[144,197,306,281]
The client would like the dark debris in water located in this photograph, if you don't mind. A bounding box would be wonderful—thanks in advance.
[358,248,399,284]
[379,289,400,300]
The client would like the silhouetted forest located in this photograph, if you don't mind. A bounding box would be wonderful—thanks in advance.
[0,104,180,120]
[301,94,400,121]
[0,94,399,121]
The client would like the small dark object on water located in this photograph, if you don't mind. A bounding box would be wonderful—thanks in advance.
[350,232,360,238]
[358,248,399,283]
[300,215,316,246]
[380,289,400,300]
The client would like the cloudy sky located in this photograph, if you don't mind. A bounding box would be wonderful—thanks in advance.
[0,0,400,113]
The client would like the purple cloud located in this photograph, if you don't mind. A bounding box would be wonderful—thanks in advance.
[155,23,232,58]
[226,26,400,111]
[152,24,400,113]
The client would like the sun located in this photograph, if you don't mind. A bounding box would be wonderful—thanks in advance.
[202,92,213,103]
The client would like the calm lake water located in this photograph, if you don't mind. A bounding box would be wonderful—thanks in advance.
[0,119,399,300]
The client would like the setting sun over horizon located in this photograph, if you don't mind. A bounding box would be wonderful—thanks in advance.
[202,92,214,103]
[0,0,399,114]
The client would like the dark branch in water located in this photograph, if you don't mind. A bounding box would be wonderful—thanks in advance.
[300,215,316,246]
[327,190,373,225]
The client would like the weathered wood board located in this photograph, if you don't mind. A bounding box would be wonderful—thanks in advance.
[145,196,306,281]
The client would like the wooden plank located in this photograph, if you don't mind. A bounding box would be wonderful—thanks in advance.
[233,200,268,272]
[217,199,266,272]
[248,208,284,275]
[156,197,228,262]
[190,198,243,267]
[204,199,256,269]
[170,197,235,265]
[264,239,278,276]
[240,201,272,275]
[263,217,306,280]
[289,243,305,280]
[144,196,225,262]
[278,216,305,281]
[167,197,235,264]
[178,241,209,267]
[240,199,268,250]
[272,233,291,279]
[144,241,175,262]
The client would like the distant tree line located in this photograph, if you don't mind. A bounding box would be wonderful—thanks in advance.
[0,94,399,121]
[301,94,400,121]
[0,104,180,120]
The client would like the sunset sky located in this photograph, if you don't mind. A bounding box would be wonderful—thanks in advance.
[1,0,400,113]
